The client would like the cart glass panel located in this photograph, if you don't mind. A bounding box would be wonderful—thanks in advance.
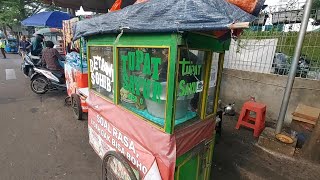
[206,53,219,116]
[118,47,169,128]
[88,46,114,100]
[175,48,208,124]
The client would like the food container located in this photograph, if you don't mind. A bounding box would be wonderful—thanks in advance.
[145,82,194,119]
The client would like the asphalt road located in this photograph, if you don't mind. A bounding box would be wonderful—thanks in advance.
[3,54,319,180]
[0,54,100,179]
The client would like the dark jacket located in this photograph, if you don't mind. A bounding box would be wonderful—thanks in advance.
[19,40,31,52]
[31,36,43,56]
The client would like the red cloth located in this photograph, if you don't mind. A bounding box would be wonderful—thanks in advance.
[227,0,257,14]
[110,0,122,11]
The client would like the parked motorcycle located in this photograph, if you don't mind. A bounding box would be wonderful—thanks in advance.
[21,53,41,77]
[296,55,310,78]
[30,67,66,94]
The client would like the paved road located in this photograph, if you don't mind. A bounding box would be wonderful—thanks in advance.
[0,54,100,179]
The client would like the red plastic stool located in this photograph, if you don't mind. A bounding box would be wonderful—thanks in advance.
[236,101,266,137]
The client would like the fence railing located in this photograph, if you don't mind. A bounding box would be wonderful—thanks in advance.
[224,2,320,80]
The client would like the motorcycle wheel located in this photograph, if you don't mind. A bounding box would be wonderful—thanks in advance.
[30,76,48,94]
[71,94,83,120]
[102,151,137,180]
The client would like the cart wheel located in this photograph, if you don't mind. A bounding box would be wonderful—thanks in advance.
[64,96,72,106]
[102,151,137,180]
[71,94,83,120]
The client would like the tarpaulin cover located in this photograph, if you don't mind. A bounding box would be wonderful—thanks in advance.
[41,0,136,13]
[73,0,261,40]
[21,11,71,28]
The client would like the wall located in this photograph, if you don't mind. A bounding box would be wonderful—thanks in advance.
[224,39,278,73]
[220,69,320,125]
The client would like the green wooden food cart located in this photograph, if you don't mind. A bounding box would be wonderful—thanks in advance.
[73,0,261,179]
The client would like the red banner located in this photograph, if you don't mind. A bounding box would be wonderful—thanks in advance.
[87,90,215,179]
[88,109,156,176]
[87,91,176,179]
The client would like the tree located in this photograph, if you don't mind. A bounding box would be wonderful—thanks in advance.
[0,0,63,38]
[312,0,320,10]
[0,0,20,38]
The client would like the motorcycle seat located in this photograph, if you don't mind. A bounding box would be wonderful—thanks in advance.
[30,55,40,60]
[50,71,64,78]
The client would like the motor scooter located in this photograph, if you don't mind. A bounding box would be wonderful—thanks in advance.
[21,53,41,77]
[30,67,66,94]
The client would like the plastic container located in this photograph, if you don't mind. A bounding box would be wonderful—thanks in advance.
[145,82,194,119]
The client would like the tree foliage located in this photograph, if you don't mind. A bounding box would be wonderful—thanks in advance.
[0,0,63,34]
[312,0,320,10]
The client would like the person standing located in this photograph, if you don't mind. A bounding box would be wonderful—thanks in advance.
[0,37,6,59]
[19,35,31,60]
[31,34,44,56]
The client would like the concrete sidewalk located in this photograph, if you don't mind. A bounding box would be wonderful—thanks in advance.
[211,115,320,180]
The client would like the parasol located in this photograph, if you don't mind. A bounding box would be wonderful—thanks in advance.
[21,11,71,28]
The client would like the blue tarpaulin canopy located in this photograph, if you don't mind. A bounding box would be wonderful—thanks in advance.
[73,0,264,40]
[21,11,71,29]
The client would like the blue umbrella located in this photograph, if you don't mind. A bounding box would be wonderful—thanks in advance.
[21,11,71,29]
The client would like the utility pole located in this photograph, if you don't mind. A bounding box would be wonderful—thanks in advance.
[275,0,313,134]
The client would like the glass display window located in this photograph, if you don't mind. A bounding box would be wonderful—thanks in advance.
[118,47,169,127]
[174,48,209,124]
[88,46,114,100]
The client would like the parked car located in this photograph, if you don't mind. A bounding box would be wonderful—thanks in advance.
[4,38,18,54]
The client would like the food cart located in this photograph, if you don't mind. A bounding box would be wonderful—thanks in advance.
[63,17,89,120]
[73,0,261,179]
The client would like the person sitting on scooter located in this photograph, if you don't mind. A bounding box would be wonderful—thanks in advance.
[41,41,64,74]
[31,34,44,56]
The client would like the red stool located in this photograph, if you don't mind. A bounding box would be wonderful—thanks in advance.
[236,101,266,137]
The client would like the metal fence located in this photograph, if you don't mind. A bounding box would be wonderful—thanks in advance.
[224,2,320,80]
